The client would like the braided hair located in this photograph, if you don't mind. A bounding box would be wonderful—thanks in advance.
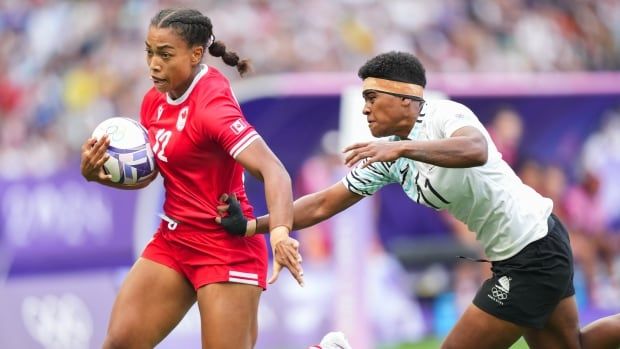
[150,8,251,76]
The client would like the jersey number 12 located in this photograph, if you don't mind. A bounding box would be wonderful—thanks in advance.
[153,129,171,162]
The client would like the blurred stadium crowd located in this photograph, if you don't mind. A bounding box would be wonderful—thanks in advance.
[1,0,620,178]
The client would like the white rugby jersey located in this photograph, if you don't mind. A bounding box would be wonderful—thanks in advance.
[342,100,552,261]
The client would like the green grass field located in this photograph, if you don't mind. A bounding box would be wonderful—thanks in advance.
[381,337,529,349]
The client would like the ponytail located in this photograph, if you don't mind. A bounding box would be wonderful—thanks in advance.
[209,40,252,77]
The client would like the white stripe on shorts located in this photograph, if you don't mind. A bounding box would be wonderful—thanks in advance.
[229,270,258,279]
[228,277,259,285]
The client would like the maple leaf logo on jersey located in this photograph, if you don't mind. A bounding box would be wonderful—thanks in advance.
[176,106,189,131]
[230,119,247,135]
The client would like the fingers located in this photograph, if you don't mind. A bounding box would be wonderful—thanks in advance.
[279,242,301,272]
[81,136,111,181]
[271,238,304,286]
[84,136,109,168]
[268,259,304,286]
[218,193,229,202]
[92,136,110,161]
[216,193,241,228]
[225,192,238,204]
[81,137,97,152]
[344,154,356,167]
[216,203,230,213]
[344,150,366,167]
[98,169,112,181]
[360,157,375,168]
[267,261,282,284]
[95,153,110,168]
[343,142,372,167]
[81,138,96,162]
[218,193,238,204]
[342,142,368,153]
[289,263,304,287]
[216,194,231,219]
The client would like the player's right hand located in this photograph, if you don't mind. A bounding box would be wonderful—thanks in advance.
[268,226,304,287]
[80,135,112,182]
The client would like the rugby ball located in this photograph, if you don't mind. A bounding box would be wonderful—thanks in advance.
[91,117,156,185]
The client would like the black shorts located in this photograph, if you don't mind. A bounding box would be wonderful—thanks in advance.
[473,214,575,329]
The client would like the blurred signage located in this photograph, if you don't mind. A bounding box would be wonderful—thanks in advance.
[0,271,117,349]
[0,168,137,274]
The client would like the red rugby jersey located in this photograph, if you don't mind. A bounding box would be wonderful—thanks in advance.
[140,65,257,232]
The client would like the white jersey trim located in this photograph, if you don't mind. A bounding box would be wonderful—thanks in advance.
[230,132,260,158]
[166,64,209,106]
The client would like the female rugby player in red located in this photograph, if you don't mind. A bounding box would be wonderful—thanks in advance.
[80,8,303,349]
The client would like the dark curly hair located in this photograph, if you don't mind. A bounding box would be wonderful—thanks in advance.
[151,8,251,76]
[358,51,426,87]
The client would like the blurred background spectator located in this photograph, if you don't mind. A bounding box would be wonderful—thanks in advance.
[487,106,524,168]
[563,168,619,307]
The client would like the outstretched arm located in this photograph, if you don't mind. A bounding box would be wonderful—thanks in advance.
[220,182,364,236]
[344,126,488,169]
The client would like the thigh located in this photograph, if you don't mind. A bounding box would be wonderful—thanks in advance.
[104,258,196,348]
[580,313,620,349]
[441,303,523,349]
[197,282,262,349]
[523,296,580,349]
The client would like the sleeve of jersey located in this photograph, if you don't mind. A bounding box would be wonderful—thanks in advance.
[341,159,398,196]
[436,102,485,138]
[205,100,260,158]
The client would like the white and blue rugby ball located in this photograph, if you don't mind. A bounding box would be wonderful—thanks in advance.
[91,117,156,185]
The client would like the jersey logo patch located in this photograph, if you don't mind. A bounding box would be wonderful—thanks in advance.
[176,106,188,131]
[230,119,247,135]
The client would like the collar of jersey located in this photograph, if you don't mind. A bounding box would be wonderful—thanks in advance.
[166,64,209,106]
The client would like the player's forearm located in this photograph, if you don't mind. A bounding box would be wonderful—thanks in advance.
[263,168,294,232]
[253,191,333,235]
[290,192,335,230]
[399,137,487,168]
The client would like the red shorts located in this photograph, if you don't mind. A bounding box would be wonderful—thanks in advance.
[142,222,268,290]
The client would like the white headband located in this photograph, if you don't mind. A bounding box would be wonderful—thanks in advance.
[362,77,424,98]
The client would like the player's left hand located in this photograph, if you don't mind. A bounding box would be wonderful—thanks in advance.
[343,141,401,168]
[215,193,251,236]
[268,226,304,287]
